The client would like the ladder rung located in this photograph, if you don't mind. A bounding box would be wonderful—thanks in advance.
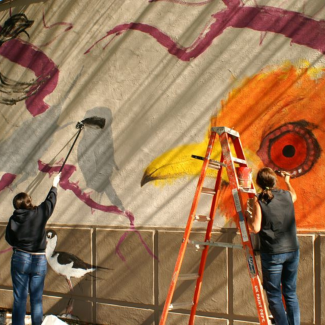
[188,240,204,250]
[239,188,255,194]
[207,241,243,249]
[169,301,194,310]
[189,240,243,249]
[208,162,222,170]
[178,273,199,281]
[194,215,211,222]
[232,157,247,165]
[201,187,216,195]
[191,155,226,168]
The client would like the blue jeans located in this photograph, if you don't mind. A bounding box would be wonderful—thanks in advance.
[261,250,300,325]
[11,250,47,325]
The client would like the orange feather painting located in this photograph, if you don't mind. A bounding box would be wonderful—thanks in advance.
[142,63,325,231]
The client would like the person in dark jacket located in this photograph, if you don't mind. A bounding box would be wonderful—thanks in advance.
[5,173,61,325]
[246,167,300,325]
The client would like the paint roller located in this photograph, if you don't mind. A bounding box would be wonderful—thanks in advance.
[59,116,106,173]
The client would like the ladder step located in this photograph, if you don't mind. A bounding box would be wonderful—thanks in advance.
[194,215,211,222]
[178,273,199,281]
[188,240,205,250]
[201,187,216,195]
[208,162,222,170]
[189,239,243,249]
[169,301,194,310]
[211,126,239,137]
[191,155,226,169]
[239,188,255,194]
[232,157,247,165]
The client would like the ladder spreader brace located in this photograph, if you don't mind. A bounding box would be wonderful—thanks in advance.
[159,126,269,325]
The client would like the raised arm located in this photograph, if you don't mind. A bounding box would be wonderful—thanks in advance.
[246,197,262,233]
[43,173,61,220]
[281,172,297,203]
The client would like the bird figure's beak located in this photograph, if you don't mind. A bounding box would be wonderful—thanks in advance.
[141,132,222,186]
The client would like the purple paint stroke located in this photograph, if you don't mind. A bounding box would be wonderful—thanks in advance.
[0,173,16,192]
[116,229,159,263]
[0,39,59,116]
[259,31,268,45]
[40,11,73,47]
[85,0,325,60]
[149,0,214,6]
[38,160,157,262]
[0,247,13,254]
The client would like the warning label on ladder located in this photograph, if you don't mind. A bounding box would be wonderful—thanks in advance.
[232,189,242,212]
[232,189,249,242]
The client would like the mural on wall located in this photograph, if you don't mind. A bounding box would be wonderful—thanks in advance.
[142,63,325,229]
[0,10,155,263]
[46,230,105,291]
[46,229,110,316]
[0,13,59,116]
[0,0,324,322]
[0,1,325,252]
[0,14,41,106]
[40,11,73,48]
[76,0,323,230]
[77,107,123,210]
[38,160,156,262]
[85,0,325,60]
[0,11,60,193]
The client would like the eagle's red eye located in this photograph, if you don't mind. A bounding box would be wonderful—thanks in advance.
[257,122,320,177]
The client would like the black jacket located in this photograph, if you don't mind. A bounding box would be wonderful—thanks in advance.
[5,187,57,252]
[258,189,299,254]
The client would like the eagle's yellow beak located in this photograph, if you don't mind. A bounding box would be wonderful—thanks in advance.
[141,132,223,186]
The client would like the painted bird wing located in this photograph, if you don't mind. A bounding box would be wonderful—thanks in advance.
[56,251,92,269]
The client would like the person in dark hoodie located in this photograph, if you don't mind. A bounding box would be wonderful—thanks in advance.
[5,173,61,325]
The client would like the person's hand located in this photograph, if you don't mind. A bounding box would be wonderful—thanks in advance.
[52,173,61,187]
[279,171,291,183]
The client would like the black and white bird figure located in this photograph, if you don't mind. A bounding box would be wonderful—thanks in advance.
[46,229,99,291]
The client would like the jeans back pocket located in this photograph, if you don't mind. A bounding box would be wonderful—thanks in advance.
[32,255,47,276]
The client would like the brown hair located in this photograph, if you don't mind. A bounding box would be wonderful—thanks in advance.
[13,192,35,210]
[256,167,277,204]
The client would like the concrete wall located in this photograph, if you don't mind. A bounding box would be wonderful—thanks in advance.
[0,225,323,324]
[0,0,325,324]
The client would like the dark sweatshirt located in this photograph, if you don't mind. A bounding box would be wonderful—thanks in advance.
[5,187,57,253]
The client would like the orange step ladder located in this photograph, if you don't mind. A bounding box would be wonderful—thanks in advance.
[159,126,269,325]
